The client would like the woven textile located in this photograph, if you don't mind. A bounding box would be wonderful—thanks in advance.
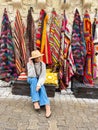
[36,9,52,64]
[0,9,17,81]
[26,7,35,58]
[49,10,61,68]
[14,10,27,74]
[59,12,75,90]
[71,9,86,76]
[36,12,42,49]
[83,11,96,86]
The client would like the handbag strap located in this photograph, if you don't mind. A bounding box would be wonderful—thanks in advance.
[34,62,42,78]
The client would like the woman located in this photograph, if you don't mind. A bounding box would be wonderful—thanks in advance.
[27,50,51,118]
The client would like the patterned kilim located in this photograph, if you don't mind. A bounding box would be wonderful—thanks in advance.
[36,20,42,49]
[0,9,17,81]
[59,12,75,90]
[14,10,27,74]
[26,7,35,57]
[36,9,52,64]
[43,34,52,64]
[71,9,86,76]
[36,9,44,49]
[49,10,61,68]
[40,14,48,53]
[83,11,96,86]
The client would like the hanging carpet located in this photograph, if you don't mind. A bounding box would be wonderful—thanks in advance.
[49,10,61,69]
[36,9,52,64]
[71,9,86,77]
[26,7,36,58]
[59,11,75,90]
[83,10,96,86]
[13,10,27,74]
[0,8,17,82]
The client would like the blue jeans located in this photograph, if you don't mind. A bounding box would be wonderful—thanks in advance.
[27,77,50,106]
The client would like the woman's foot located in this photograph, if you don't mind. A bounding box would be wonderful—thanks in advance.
[33,102,40,110]
[45,105,51,118]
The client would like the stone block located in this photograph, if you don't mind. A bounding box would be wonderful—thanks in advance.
[12,80,55,97]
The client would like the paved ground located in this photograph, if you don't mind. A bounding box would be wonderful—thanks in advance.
[0,87,98,130]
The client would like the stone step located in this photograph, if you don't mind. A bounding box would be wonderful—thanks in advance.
[71,77,98,99]
[12,80,55,97]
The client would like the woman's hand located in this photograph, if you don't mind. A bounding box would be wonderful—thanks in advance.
[36,86,41,91]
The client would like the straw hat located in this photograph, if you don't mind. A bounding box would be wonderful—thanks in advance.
[30,50,44,59]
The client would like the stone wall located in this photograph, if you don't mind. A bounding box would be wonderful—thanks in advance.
[0,0,98,33]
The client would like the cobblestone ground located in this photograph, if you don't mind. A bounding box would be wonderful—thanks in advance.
[0,87,98,130]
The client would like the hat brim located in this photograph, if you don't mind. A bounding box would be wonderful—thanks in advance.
[30,54,44,59]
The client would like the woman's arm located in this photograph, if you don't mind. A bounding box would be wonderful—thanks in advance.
[37,62,46,87]
[27,62,36,77]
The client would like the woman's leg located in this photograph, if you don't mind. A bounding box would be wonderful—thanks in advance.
[45,104,51,118]
[27,77,40,109]
[39,85,51,117]
[39,85,50,106]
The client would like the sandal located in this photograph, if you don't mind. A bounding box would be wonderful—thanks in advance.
[33,102,40,110]
[46,111,52,118]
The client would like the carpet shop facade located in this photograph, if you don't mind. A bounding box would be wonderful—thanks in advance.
[0,0,98,98]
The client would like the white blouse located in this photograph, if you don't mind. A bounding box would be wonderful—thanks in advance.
[27,61,46,87]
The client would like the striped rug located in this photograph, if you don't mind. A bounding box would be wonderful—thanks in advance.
[14,10,27,74]
[49,10,61,69]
